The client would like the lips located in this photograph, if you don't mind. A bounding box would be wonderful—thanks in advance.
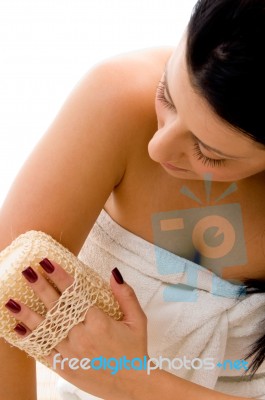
[162,162,189,172]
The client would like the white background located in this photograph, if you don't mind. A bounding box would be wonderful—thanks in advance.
[0,0,197,206]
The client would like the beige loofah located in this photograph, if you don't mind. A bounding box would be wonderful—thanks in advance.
[0,230,123,365]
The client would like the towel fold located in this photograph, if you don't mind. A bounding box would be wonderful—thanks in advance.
[56,209,265,399]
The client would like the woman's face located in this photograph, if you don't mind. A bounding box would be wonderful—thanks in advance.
[148,38,265,182]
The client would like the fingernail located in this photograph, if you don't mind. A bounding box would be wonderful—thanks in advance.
[22,266,38,283]
[5,299,21,313]
[14,324,27,335]
[111,267,124,284]
[39,258,55,273]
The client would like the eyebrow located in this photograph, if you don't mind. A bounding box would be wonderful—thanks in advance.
[163,62,245,160]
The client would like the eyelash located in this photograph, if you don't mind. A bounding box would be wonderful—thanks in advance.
[193,142,226,168]
[156,81,176,111]
[156,80,226,168]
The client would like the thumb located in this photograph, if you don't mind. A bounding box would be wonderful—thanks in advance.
[110,268,147,329]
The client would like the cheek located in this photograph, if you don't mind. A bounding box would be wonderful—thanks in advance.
[187,157,235,181]
[192,166,249,182]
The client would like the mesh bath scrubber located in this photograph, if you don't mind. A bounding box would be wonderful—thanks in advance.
[0,230,123,365]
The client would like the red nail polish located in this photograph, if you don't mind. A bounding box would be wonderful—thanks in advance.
[5,299,21,313]
[14,324,27,335]
[39,258,55,273]
[22,266,38,283]
[112,267,124,284]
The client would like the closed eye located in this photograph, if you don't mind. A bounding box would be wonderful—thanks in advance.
[156,81,176,112]
[193,142,226,167]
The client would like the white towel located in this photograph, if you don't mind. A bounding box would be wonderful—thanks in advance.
[56,209,265,399]
[57,377,102,400]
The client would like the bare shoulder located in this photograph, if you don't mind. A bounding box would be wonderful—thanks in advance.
[0,47,174,256]
[85,46,175,133]
[89,46,175,94]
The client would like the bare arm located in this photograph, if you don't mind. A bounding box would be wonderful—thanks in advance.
[0,59,133,399]
[134,368,246,400]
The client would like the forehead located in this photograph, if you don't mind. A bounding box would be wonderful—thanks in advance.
[167,39,265,157]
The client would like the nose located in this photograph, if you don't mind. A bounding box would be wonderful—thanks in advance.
[148,119,188,164]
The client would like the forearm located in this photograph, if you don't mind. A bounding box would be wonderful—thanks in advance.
[0,338,36,400]
[133,369,245,400]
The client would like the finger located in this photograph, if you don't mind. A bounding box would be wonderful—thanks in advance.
[5,298,43,331]
[110,269,147,330]
[39,258,74,293]
[22,266,60,310]
[5,298,68,357]
[13,323,31,337]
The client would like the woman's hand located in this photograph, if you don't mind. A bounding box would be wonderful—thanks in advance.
[4,260,247,400]
[4,260,149,400]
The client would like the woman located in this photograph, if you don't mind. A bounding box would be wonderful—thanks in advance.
[1,0,265,398]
